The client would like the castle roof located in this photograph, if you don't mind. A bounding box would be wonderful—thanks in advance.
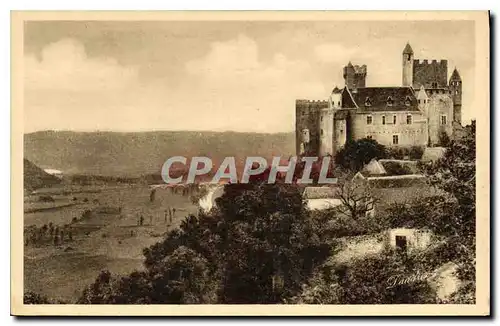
[350,87,419,112]
[403,43,414,54]
[450,68,462,81]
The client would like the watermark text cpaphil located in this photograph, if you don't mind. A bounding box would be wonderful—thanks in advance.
[161,156,338,185]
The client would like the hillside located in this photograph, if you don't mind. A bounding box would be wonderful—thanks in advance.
[24,159,61,191]
[24,130,295,177]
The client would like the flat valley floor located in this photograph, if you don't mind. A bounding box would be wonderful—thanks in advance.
[24,185,199,302]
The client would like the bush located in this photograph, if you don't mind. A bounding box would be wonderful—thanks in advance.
[335,138,388,172]
[409,146,425,160]
[438,131,451,147]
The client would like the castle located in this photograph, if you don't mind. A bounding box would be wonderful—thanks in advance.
[296,43,463,156]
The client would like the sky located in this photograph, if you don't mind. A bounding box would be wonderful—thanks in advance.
[23,20,476,133]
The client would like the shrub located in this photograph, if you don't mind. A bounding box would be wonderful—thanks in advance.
[409,146,425,160]
[335,138,388,172]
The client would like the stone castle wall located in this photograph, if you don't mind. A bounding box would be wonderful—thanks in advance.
[412,59,448,89]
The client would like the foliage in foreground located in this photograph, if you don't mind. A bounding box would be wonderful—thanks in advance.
[78,182,331,304]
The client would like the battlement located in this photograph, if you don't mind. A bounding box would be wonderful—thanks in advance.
[413,59,448,66]
[412,58,448,89]
[296,99,329,114]
[296,99,329,105]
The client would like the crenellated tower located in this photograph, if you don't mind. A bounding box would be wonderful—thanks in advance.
[343,62,367,91]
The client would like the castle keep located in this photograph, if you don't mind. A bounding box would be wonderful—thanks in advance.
[296,43,463,156]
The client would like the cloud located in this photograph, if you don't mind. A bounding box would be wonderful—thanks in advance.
[25,38,138,92]
[24,36,328,133]
[180,35,328,132]
[314,43,359,64]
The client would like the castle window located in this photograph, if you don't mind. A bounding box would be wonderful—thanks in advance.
[338,101,341,107]
[382,115,386,125]
[406,114,412,125]
[431,82,438,88]
[367,135,373,140]
[387,97,394,107]
[392,135,399,145]
[393,115,397,124]
[366,115,373,125]
[455,90,459,95]
[320,116,323,122]
[441,115,447,125]
[365,97,372,107]
[321,129,324,136]
[405,97,411,106]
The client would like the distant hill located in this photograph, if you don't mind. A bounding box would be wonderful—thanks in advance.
[24,131,295,177]
[24,159,61,191]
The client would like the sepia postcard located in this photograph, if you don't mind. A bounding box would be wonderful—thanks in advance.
[11,11,490,316]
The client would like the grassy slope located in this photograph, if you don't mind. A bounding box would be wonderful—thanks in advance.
[24,158,61,191]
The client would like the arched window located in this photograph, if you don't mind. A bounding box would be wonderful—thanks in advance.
[405,96,411,106]
[365,97,372,107]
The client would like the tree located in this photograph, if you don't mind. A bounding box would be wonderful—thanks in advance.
[334,138,388,172]
[335,174,378,220]
[289,249,437,304]
[147,246,215,304]
[79,182,331,304]
[420,122,476,302]
[207,183,331,303]
[438,130,451,147]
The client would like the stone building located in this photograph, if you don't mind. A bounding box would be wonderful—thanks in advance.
[296,43,462,156]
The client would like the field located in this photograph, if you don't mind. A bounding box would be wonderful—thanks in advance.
[23,184,200,303]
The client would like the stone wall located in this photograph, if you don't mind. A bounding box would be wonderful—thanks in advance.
[351,111,428,147]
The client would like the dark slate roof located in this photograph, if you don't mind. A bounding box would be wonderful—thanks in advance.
[341,87,358,108]
[403,43,414,54]
[450,68,462,81]
[350,87,419,112]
